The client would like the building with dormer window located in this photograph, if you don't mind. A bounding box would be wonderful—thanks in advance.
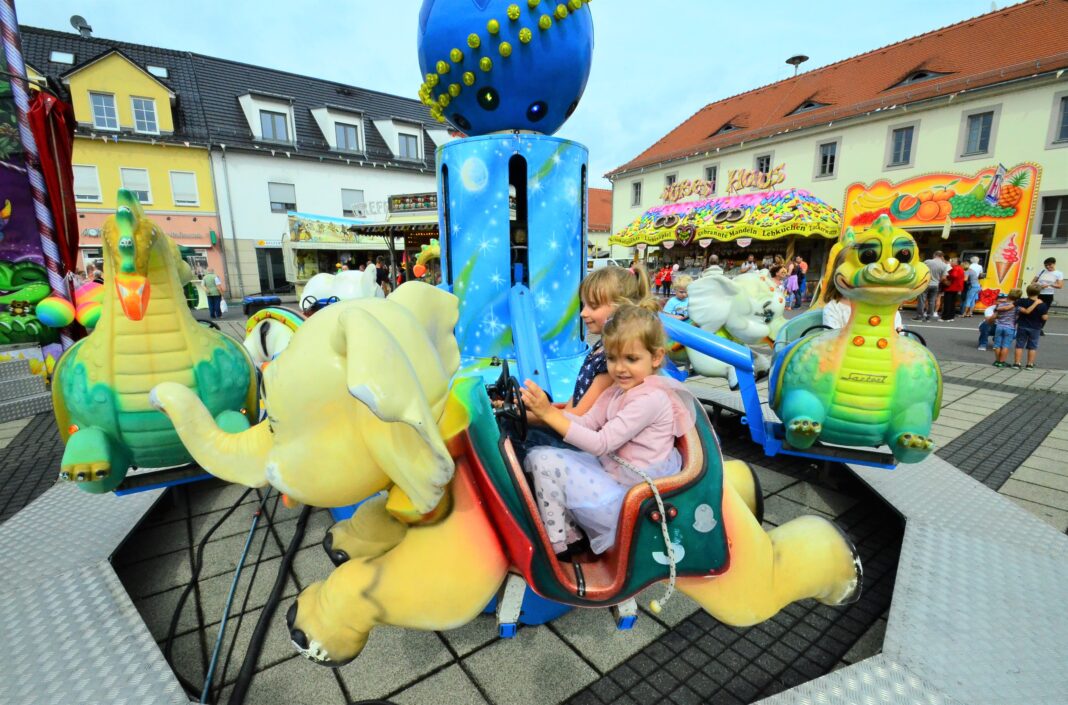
[22,25,454,298]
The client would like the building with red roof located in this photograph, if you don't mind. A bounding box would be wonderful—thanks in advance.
[608,0,1068,298]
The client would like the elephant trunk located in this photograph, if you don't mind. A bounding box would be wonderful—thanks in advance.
[150,382,271,487]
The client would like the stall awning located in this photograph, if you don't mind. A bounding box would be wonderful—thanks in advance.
[352,213,439,240]
[609,188,841,248]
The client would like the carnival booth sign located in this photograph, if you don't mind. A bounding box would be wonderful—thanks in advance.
[842,163,1042,300]
[610,188,841,248]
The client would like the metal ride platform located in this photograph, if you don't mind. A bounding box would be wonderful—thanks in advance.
[689,385,1068,704]
[0,483,188,705]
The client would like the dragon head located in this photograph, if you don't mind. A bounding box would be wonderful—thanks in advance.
[101,189,158,320]
[834,215,930,307]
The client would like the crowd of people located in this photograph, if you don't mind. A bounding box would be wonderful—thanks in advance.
[651,252,811,313]
[975,257,1062,370]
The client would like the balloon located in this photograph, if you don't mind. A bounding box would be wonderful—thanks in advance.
[414,264,427,278]
[37,296,75,327]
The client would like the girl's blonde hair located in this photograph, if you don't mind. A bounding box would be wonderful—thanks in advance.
[580,264,658,313]
[602,304,666,366]
[823,248,850,304]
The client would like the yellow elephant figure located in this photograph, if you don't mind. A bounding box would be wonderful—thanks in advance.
[152,282,861,666]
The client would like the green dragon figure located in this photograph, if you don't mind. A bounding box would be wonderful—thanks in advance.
[0,260,57,344]
[52,190,257,493]
[770,215,942,464]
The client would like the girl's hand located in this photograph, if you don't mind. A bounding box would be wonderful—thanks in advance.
[520,380,552,418]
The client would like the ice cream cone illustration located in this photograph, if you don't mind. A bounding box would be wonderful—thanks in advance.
[995,233,1021,284]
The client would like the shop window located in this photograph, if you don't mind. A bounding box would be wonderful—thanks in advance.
[704,165,717,191]
[132,97,158,134]
[90,92,118,131]
[72,165,101,202]
[260,110,289,142]
[120,168,151,203]
[399,133,420,159]
[268,182,296,213]
[1040,196,1068,244]
[336,122,360,151]
[888,125,915,167]
[755,154,772,175]
[170,171,199,206]
[631,181,642,207]
[817,141,838,177]
[341,188,365,217]
[963,112,993,156]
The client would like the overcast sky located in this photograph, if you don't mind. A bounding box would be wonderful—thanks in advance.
[20,0,1010,188]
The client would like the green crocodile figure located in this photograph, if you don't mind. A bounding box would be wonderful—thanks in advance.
[52,190,257,493]
[0,260,56,344]
[770,215,942,464]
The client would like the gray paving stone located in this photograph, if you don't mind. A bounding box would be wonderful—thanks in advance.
[190,501,290,544]
[936,407,992,423]
[551,603,666,672]
[1020,455,1068,475]
[1027,445,1065,463]
[217,655,347,705]
[776,481,859,518]
[338,626,453,700]
[290,544,335,589]
[1010,466,1068,493]
[1001,495,1068,532]
[762,494,832,526]
[841,618,887,664]
[636,585,700,627]
[439,613,500,657]
[750,464,800,494]
[119,550,193,599]
[1038,435,1068,452]
[197,556,301,624]
[116,521,192,565]
[136,586,200,642]
[197,525,284,581]
[392,664,490,705]
[463,625,598,705]
[999,479,1068,511]
[930,415,978,432]
[1046,426,1068,441]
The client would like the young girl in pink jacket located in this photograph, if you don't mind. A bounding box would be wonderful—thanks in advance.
[520,305,696,556]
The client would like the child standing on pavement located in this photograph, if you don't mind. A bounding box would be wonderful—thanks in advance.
[521,305,696,556]
[991,290,1020,368]
[1013,285,1049,370]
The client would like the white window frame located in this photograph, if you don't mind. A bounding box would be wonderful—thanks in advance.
[1046,90,1068,151]
[146,65,169,78]
[397,131,421,160]
[884,120,920,171]
[631,180,643,207]
[131,96,159,135]
[268,182,297,214]
[956,104,1001,162]
[120,167,152,204]
[813,138,841,180]
[341,188,366,217]
[169,171,199,207]
[50,51,74,65]
[89,92,119,131]
[1039,191,1068,245]
[703,164,719,193]
[260,110,290,143]
[335,122,361,152]
[754,152,774,175]
[72,164,102,202]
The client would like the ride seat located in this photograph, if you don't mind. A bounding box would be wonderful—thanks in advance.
[502,419,706,603]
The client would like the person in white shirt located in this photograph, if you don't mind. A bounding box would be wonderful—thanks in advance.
[1032,257,1062,335]
[822,286,902,331]
[739,255,756,274]
[703,254,724,277]
[962,256,984,318]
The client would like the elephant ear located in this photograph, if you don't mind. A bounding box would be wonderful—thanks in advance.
[687,274,742,331]
[333,304,454,514]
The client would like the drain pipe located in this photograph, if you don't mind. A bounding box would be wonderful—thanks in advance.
[219,144,247,299]
[205,147,233,299]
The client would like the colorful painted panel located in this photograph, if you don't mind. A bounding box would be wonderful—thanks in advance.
[610,189,841,247]
[842,163,1042,297]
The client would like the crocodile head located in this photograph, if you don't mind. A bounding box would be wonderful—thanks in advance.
[834,215,930,307]
[101,189,158,320]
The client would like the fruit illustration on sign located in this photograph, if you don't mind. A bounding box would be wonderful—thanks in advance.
[890,193,921,220]
[998,169,1028,209]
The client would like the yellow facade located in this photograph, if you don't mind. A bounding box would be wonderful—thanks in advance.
[65,52,175,134]
[72,138,216,213]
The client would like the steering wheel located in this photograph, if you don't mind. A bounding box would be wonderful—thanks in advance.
[899,329,928,347]
[489,360,528,443]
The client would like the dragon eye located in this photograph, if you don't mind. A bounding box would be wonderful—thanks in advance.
[858,244,880,265]
[896,248,913,263]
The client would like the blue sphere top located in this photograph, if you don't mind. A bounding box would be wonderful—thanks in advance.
[417,0,594,136]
